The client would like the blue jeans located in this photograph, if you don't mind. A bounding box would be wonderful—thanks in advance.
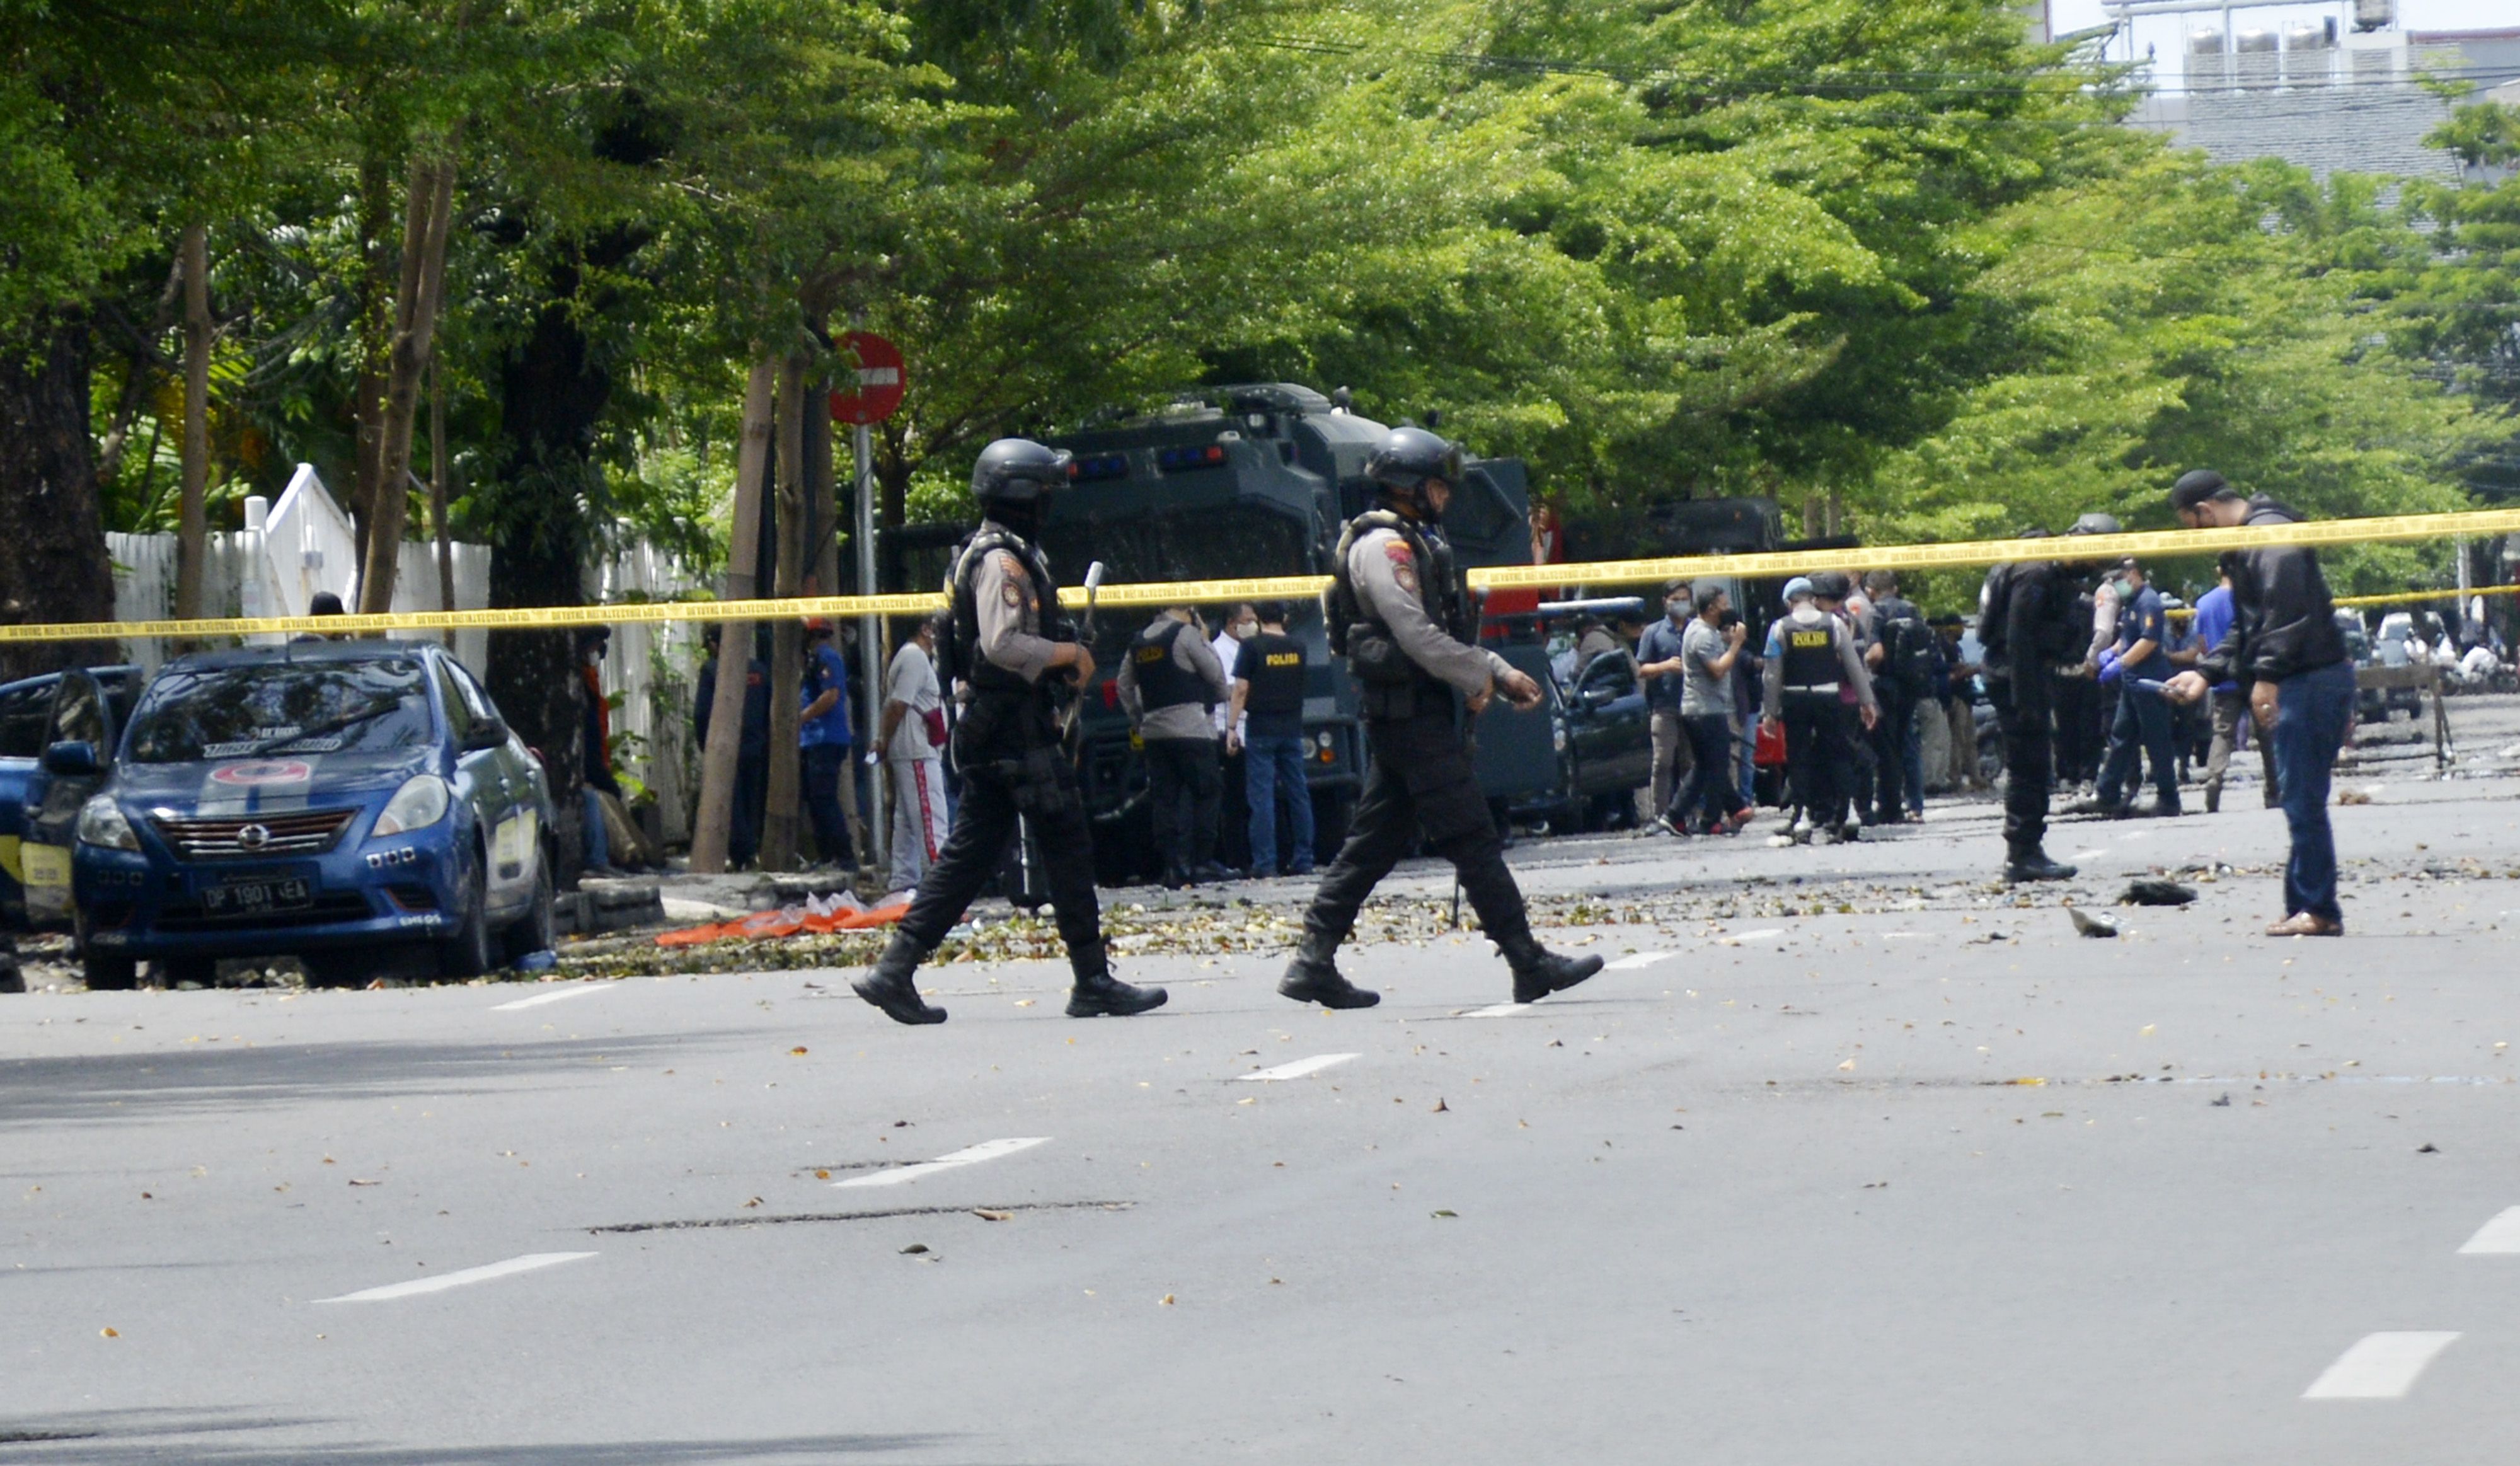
[801,742,856,869]
[2096,680,2179,811]
[1243,731,1316,875]
[1736,712,1758,805]
[580,785,611,872]
[2272,660,2355,924]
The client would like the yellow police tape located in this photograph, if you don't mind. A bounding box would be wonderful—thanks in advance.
[3,506,2516,645]
[2334,582,2520,611]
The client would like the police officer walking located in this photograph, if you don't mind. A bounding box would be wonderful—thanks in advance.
[853,439,1167,1025]
[1279,427,1603,1010]
[1977,528,2095,881]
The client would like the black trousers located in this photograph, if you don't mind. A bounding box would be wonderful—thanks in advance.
[1143,735,1222,872]
[1781,696,1850,827]
[1869,687,1911,824]
[1302,708,1532,954]
[897,742,1103,978]
[2052,675,2104,784]
[1991,676,2056,856]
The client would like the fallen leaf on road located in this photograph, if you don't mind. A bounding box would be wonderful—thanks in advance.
[100,1327,117,1338]
[742,1197,764,1208]
[1431,1098,1449,1112]
[974,1209,1013,1221]
[814,1170,831,1180]
[1159,1294,1176,1306]
[2418,1143,2440,1154]
[1837,1059,1856,1071]
[348,1179,380,1187]
[1431,1209,1458,1218]
[789,1047,807,1056]
[2139,1024,2156,1037]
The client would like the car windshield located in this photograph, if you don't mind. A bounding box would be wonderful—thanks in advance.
[125,659,435,763]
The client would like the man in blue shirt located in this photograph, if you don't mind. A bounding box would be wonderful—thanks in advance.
[2190,555,2279,814]
[2083,559,2181,817]
[798,618,858,870]
[1634,580,1696,825]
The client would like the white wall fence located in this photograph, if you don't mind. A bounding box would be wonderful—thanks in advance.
[105,464,710,843]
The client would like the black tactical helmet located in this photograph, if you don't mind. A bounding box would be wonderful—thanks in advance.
[1807,570,1853,601]
[2068,512,2122,537]
[970,437,1073,507]
[1366,425,1463,496]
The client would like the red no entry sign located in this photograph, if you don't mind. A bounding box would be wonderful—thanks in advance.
[828,332,905,424]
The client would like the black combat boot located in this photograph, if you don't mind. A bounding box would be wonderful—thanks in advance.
[1500,934,1605,1005]
[1066,945,1168,1018]
[853,930,947,1025]
[2003,845,2077,882]
[1279,931,1380,1009]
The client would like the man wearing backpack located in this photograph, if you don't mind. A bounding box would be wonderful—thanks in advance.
[1860,570,1933,828]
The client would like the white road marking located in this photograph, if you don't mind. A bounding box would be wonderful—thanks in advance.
[1459,1002,1534,1019]
[1606,951,1672,971]
[1236,1053,1360,1082]
[2302,1332,2460,1399]
[490,985,610,1012]
[832,1136,1050,1189]
[314,1251,595,1303]
[1717,928,1784,945]
[2458,1206,2520,1254]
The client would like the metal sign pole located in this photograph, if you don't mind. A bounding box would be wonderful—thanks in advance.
[856,420,884,875]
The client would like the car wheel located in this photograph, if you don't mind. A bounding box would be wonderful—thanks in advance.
[0,945,23,995]
[502,853,555,966]
[439,858,495,979]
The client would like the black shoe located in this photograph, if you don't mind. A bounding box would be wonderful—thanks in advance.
[1066,967,1168,1018]
[1158,864,1188,891]
[2003,851,2077,882]
[851,934,947,1025]
[1504,938,1604,1005]
[1188,861,1236,884]
[1279,952,1381,1009]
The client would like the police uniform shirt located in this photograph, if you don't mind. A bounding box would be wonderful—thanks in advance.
[1348,524,1512,698]
[969,532,1063,686]
[1117,615,1229,743]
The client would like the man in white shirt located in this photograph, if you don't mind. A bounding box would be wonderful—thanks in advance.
[871,615,948,896]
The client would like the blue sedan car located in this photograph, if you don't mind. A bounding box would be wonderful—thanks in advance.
[63,641,555,989]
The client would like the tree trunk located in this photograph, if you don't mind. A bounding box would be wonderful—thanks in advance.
[0,313,118,681]
[689,355,776,874]
[357,143,461,615]
[349,153,393,586]
[430,357,454,623]
[758,352,810,872]
[175,221,212,623]
[94,255,183,492]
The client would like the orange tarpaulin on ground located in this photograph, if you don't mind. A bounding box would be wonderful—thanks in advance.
[653,896,910,948]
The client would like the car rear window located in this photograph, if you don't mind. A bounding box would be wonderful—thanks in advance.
[126,659,435,764]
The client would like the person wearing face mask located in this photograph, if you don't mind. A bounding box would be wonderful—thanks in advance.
[2076,559,2180,819]
[1635,579,1697,828]
[1769,573,1878,845]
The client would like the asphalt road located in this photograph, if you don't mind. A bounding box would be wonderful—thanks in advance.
[9,697,2520,1463]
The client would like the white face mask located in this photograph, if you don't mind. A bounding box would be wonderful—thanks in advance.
[1231,621,1257,640]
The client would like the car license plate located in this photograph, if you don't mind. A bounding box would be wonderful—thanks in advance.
[201,877,312,915]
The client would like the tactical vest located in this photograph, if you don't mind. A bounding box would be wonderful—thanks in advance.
[1323,509,1475,717]
[945,525,1066,696]
[1127,619,1211,711]
[1777,616,1841,694]
[1239,631,1306,717]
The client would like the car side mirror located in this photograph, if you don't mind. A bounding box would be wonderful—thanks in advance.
[41,740,100,776]
[462,718,508,753]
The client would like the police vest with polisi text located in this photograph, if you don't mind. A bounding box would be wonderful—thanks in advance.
[1778,615,1841,693]
[1128,619,1212,711]
[1238,630,1306,717]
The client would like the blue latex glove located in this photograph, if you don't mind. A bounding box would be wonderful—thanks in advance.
[2097,647,2123,684]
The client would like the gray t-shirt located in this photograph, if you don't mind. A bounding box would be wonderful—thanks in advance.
[1680,618,1732,717]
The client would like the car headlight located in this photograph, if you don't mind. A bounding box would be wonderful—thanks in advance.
[76,794,140,851]
[373,774,451,838]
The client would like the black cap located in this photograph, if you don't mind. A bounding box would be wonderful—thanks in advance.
[1807,570,1851,600]
[2171,470,2235,512]
[309,592,344,615]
